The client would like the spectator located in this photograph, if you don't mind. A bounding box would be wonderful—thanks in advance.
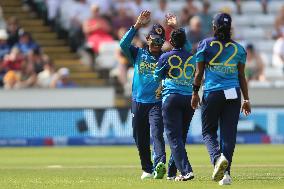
[37,58,56,88]
[272,34,284,71]
[261,0,269,15]
[3,70,19,89]
[87,0,112,17]
[130,0,150,17]
[70,0,91,24]
[2,47,24,71]
[197,1,213,37]
[22,0,38,13]
[112,7,134,38]
[153,0,168,25]
[16,61,37,88]
[51,67,76,88]
[16,32,40,55]
[232,0,242,15]
[0,6,6,29]
[274,5,284,39]
[82,4,113,54]
[57,0,75,32]
[180,0,199,27]
[186,16,204,52]
[0,29,10,86]
[245,44,265,81]
[0,30,10,61]
[69,0,92,51]
[6,17,23,47]
[113,0,136,17]
[27,48,46,74]
[45,0,61,27]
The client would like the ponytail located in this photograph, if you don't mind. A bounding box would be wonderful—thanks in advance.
[214,26,231,42]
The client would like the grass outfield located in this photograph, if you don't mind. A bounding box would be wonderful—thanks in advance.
[0,145,283,189]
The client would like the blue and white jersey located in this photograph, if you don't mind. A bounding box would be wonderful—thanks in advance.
[120,26,162,103]
[196,37,247,93]
[154,48,196,102]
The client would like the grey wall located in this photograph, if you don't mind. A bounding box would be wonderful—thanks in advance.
[0,88,115,109]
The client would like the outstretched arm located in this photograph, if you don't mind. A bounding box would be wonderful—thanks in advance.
[119,10,151,64]
[165,13,192,52]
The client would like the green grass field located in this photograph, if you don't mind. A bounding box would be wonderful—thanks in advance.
[0,145,283,189]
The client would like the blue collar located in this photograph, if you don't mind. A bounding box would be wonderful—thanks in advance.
[172,48,183,51]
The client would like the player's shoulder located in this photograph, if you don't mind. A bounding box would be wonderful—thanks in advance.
[200,37,215,45]
[231,40,246,55]
[197,37,215,50]
[160,50,175,60]
[180,48,194,57]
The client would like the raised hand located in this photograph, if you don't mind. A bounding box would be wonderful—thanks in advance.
[165,13,178,29]
[134,10,151,29]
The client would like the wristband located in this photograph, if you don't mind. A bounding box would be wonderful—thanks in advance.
[192,84,200,93]
[243,99,250,103]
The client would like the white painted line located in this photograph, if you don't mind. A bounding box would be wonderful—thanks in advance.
[0,164,283,170]
[47,165,63,168]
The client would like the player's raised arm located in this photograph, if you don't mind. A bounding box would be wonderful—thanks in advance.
[165,13,178,29]
[134,10,151,30]
[119,11,151,64]
[165,14,192,52]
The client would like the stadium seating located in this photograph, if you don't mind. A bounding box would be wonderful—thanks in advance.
[1,0,109,87]
[96,41,120,70]
[241,1,263,14]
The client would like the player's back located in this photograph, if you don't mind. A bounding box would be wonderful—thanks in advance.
[196,37,246,92]
[158,48,196,100]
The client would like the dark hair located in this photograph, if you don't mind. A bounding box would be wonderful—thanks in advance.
[170,28,186,48]
[246,43,254,51]
[213,25,231,42]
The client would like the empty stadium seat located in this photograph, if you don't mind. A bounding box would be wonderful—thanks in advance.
[233,15,253,27]
[96,54,118,70]
[253,14,275,26]
[237,27,267,40]
[249,80,273,88]
[210,1,236,14]
[254,40,275,53]
[268,1,284,13]
[96,41,120,70]
[98,41,120,54]
[242,1,262,14]
[264,67,284,80]
[274,80,284,88]
[233,14,274,27]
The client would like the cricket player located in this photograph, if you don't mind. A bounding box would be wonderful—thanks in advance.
[191,13,251,185]
[120,10,167,180]
[154,28,196,181]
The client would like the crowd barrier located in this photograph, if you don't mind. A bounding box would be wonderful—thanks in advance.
[0,107,283,146]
